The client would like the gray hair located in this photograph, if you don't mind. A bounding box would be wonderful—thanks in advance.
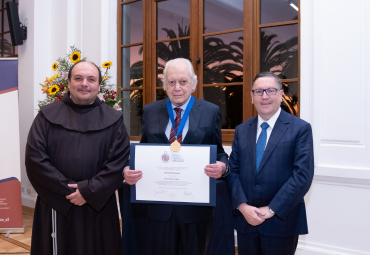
[252,71,282,90]
[162,58,198,92]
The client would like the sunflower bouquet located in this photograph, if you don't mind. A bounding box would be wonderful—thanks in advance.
[38,45,121,111]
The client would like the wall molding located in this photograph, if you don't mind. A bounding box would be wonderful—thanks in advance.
[313,175,370,189]
[314,164,370,189]
[298,240,370,255]
[315,165,370,180]
[319,140,363,146]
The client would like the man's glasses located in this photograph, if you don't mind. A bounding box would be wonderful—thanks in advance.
[252,88,280,96]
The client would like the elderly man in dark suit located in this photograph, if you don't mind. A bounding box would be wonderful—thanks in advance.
[124,58,229,255]
[228,72,314,255]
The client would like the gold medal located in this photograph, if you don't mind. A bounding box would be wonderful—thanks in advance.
[170,137,181,152]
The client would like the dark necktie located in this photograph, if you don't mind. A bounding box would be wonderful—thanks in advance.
[169,108,182,144]
[256,122,269,172]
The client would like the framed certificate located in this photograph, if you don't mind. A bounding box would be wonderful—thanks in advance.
[130,143,216,206]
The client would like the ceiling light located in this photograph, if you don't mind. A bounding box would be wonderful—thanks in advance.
[290,3,298,11]
[286,0,299,11]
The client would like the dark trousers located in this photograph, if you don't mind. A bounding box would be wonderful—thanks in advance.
[237,231,299,255]
[150,210,212,255]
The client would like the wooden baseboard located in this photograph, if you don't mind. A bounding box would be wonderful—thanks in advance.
[22,205,35,215]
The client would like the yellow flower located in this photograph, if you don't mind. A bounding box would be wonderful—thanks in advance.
[48,84,60,95]
[51,74,59,80]
[102,75,109,81]
[52,62,58,71]
[45,77,52,84]
[102,61,113,68]
[70,51,81,64]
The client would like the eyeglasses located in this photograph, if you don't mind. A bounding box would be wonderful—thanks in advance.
[252,88,280,96]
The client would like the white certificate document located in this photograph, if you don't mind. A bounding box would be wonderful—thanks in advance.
[134,145,211,204]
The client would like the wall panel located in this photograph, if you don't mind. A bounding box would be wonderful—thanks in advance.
[305,0,370,178]
[300,0,370,254]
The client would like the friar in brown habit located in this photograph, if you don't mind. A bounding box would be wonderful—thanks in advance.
[25,61,129,255]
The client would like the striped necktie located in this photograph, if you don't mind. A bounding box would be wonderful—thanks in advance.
[169,107,182,143]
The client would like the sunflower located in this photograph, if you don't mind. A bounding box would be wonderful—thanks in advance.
[48,85,60,95]
[70,51,81,64]
[102,61,113,69]
[52,62,58,71]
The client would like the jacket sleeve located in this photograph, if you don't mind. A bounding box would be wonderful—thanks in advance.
[121,106,147,173]
[140,107,148,144]
[25,113,75,216]
[268,122,314,221]
[227,126,248,209]
[213,107,229,168]
[78,117,130,212]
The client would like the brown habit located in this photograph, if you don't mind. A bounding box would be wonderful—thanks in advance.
[25,94,129,255]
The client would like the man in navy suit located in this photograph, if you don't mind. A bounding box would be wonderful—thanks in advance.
[124,58,229,255]
[228,72,314,255]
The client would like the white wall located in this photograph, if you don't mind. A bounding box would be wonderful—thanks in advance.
[18,0,117,208]
[298,0,370,254]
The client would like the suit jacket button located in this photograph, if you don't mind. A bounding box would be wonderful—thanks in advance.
[255,182,259,186]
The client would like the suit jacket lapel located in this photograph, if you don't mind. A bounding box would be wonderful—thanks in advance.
[248,117,258,175]
[257,111,289,174]
[158,101,170,143]
[182,99,202,144]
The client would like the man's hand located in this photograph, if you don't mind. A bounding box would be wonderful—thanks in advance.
[204,161,226,179]
[257,206,275,220]
[66,184,87,206]
[123,167,142,185]
[238,203,265,226]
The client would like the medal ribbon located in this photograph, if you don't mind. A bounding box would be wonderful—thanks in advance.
[167,95,194,139]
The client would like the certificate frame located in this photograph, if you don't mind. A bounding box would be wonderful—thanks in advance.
[130,143,216,206]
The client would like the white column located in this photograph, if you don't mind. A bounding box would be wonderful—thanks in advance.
[18,0,52,207]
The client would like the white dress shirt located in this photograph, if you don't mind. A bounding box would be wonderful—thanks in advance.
[165,96,191,140]
[256,108,281,148]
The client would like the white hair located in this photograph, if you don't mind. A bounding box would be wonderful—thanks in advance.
[161,58,198,92]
